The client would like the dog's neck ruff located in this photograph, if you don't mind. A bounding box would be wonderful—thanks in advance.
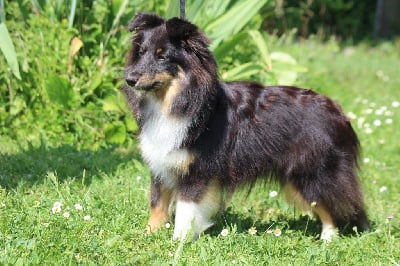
[139,95,191,188]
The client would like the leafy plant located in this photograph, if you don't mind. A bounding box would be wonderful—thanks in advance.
[0,0,306,147]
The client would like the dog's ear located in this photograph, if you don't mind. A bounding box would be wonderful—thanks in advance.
[129,13,164,32]
[166,17,211,54]
[165,18,200,40]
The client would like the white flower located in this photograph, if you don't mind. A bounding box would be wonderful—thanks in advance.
[357,117,365,129]
[220,228,229,237]
[363,158,370,164]
[74,203,83,211]
[365,128,373,134]
[165,223,171,229]
[136,175,142,181]
[269,190,278,198]
[83,215,91,221]
[273,228,282,237]
[384,110,393,116]
[373,120,382,126]
[347,112,357,120]
[63,212,70,218]
[364,108,373,114]
[379,186,387,192]
[392,101,400,108]
[248,227,257,235]
[385,118,393,124]
[51,201,62,214]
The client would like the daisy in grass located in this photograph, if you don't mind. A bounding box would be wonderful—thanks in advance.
[248,227,257,235]
[83,215,91,221]
[220,228,229,237]
[52,201,62,214]
[74,203,83,211]
[379,186,387,192]
[63,212,70,218]
[269,190,278,198]
[273,228,282,237]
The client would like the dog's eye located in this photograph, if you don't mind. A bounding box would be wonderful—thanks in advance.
[157,54,168,61]
[156,48,168,61]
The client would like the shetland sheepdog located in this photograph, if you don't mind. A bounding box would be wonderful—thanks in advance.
[122,13,370,241]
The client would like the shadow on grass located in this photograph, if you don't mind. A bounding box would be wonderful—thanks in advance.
[207,208,373,239]
[207,208,322,238]
[0,141,141,189]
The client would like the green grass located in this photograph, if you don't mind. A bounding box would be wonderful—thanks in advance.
[1,39,400,266]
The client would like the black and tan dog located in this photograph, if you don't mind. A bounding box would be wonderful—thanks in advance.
[123,13,370,241]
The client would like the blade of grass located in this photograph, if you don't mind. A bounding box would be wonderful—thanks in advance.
[221,62,263,81]
[103,0,129,49]
[248,30,272,70]
[166,0,179,19]
[0,0,4,22]
[0,22,21,79]
[68,0,77,28]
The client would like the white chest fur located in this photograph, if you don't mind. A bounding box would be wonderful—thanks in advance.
[139,97,192,188]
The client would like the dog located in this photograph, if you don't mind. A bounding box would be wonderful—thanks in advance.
[122,13,370,241]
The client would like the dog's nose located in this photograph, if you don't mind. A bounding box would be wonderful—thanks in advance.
[126,77,137,87]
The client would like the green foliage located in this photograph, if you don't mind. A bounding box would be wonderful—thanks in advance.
[265,0,376,40]
[1,0,307,147]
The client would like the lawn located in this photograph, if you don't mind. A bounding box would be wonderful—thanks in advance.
[1,2,400,265]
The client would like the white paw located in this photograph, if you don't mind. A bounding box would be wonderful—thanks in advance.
[173,200,215,241]
[320,226,338,242]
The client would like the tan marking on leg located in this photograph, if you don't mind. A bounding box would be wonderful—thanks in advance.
[283,182,337,241]
[283,182,310,211]
[147,187,174,234]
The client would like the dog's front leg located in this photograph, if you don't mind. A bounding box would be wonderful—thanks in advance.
[146,177,174,234]
[173,179,221,240]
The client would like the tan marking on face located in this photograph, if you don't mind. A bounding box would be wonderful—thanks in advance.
[146,187,174,234]
[158,67,186,113]
[156,48,163,56]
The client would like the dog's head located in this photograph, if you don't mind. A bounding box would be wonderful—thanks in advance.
[125,13,217,92]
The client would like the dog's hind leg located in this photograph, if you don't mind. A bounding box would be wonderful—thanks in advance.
[173,179,222,240]
[146,177,174,234]
[283,182,338,241]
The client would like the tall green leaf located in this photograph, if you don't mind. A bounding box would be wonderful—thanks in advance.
[205,0,268,49]
[0,23,21,80]
[248,30,272,71]
[68,0,77,28]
